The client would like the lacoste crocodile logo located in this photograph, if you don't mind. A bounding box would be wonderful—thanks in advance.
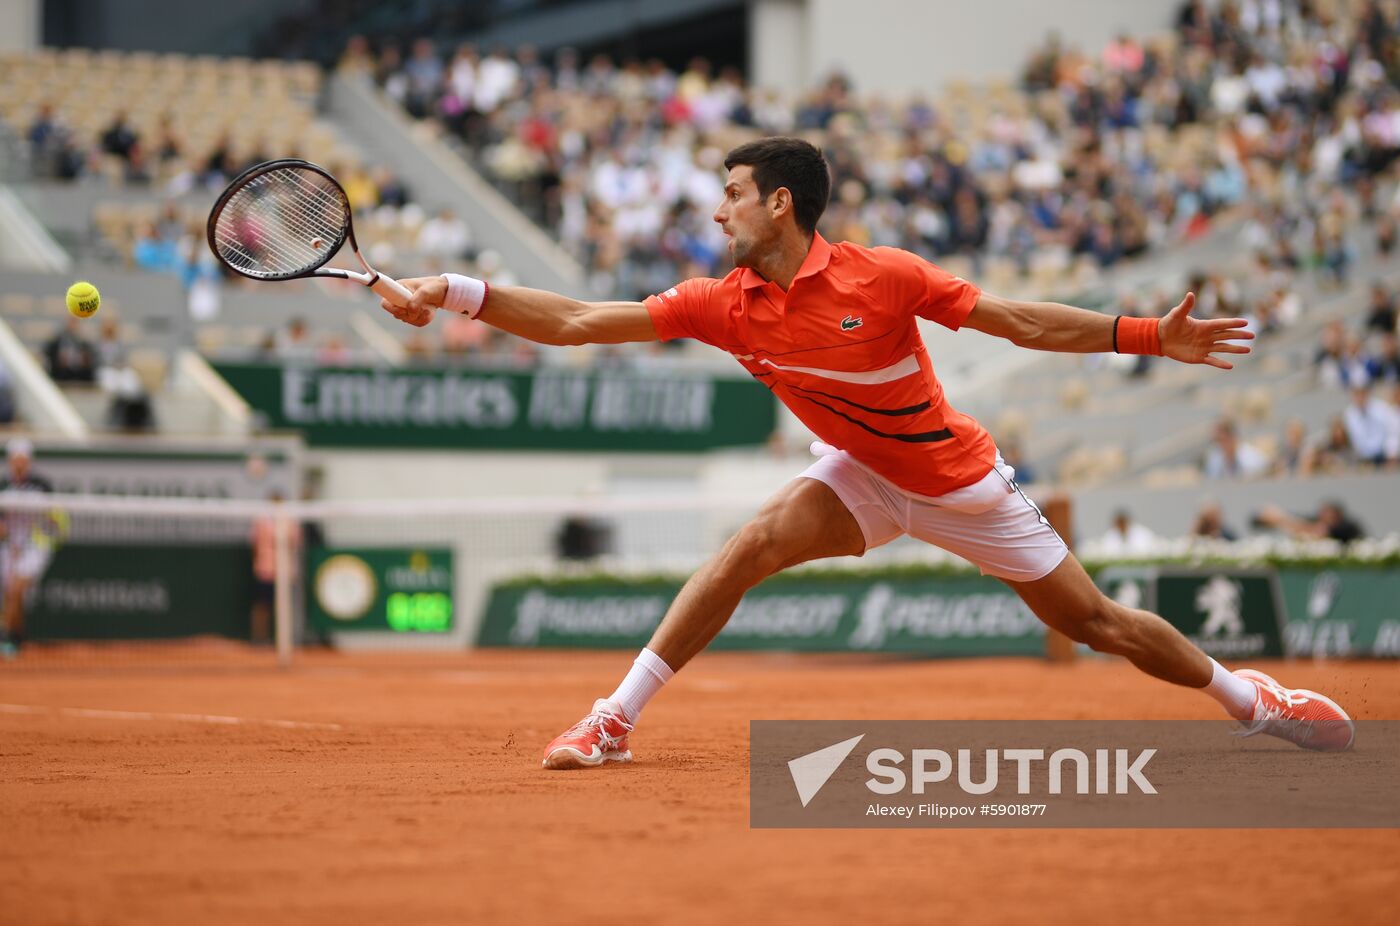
[840,315,863,331]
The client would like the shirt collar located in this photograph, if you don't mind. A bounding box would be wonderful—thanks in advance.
[739,233,833,290]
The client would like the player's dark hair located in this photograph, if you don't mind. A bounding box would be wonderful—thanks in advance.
[724,137,831,235]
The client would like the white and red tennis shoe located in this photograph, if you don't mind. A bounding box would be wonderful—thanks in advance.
[1233,668,1355,751]
[541,698,634,770]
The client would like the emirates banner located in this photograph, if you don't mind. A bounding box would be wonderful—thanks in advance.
[212,363,777,451]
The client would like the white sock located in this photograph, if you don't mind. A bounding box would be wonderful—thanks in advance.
[1202,658,1258,721]
[607,648,674,723]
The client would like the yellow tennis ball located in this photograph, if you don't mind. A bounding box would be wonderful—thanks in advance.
[66,281,101,318]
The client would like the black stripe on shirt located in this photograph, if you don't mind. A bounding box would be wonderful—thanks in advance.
[788,384,931,417]
[795,394,953,443]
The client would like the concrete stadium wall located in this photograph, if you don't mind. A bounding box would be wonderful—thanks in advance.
[40,0,314,55]
[751,0,1180,98]
[0,0,41,51]
[1068,472,1400,547]
[313,443,1400,544]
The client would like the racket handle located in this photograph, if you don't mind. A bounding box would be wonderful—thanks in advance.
[370,273,416,308]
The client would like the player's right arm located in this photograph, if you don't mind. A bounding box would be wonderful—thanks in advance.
[380,276,659,345]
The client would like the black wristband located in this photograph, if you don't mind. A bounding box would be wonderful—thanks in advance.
[1112,315,1122,353]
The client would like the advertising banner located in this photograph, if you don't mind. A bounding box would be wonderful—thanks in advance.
[1277,567,1400,657]
[213,363,777,451]
[27,544,253,640]
[29,441,299,499]
[1097,566,1288,658]
[478,574,1046,655]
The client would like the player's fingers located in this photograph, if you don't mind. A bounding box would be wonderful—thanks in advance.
[1213,343,1252,354]
[1203,355,1233,370]
[381,298,426,327]
[408,281,442,312]
[1208,318,1253,331]
[1169,292,1196,318]
[1210,328,1253,340]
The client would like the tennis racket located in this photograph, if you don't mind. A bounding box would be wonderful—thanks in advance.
[206,158,412,307]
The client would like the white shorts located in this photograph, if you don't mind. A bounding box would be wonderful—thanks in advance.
[1,545,51,584]
[798,442,1069,582]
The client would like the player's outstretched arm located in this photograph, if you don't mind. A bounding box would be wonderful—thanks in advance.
[380,275,659,345]
[965,291,1254,370]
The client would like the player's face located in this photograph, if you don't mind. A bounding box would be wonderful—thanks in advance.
[714,166,779,269]
[10,455,28,481]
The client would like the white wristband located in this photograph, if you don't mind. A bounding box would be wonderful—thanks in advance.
[441,273,489,318]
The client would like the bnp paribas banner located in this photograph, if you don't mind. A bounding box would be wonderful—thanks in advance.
[28,543,253,640]
[478,575,1046,655]
[212,363,776,451]
[1278,567,1400,657]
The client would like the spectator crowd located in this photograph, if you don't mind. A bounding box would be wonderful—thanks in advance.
[42,317,155,431]
[347,0,1400,300]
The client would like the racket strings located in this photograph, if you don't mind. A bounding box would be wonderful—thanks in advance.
[218,173,343,273]
[212,167,350,278]
[215,188,335,275]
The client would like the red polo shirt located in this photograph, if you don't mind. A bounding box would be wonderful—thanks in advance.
[644,234,997,496]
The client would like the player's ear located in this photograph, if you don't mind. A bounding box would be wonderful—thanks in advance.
[769,186,793,221]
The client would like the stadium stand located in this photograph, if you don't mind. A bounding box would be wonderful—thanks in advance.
[345,0,1399,303]
[0,47,562,406]
[0,0,1395,502]
[1,49,328,186]
[259,0,1398,489]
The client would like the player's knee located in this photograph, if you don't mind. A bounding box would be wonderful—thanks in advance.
[719,518,795,585]
[1072,597,1133,655]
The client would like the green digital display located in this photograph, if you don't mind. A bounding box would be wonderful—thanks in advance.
[308,547,454,634]
[386,592,452,632]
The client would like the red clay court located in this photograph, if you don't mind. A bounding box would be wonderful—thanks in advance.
[3,650,1397,925]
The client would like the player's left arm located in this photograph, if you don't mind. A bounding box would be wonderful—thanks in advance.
[964,291,1255,370]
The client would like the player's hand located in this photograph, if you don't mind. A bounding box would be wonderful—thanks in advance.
[380,276,445,328]
[1158,292,1254,370]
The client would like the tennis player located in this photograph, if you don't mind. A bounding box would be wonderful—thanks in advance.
[381,137,1354,765]
[1,439,64,657]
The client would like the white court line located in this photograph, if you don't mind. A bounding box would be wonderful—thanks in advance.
[0,703,342,731]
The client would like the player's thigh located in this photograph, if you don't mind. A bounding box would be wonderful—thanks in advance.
[904,476,1067,583]
[791,450,904,557]
[742,476,867,568]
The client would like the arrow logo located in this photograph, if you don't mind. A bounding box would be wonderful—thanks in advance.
[787,734,864,807]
